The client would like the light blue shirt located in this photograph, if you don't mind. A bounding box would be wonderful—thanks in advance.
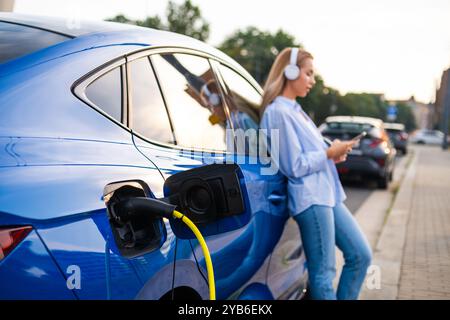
[260,96,346,215]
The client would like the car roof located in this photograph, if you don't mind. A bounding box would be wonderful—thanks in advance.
[417,129,443,134]
[0,13,242,74]
[0,12,136,37]
[383,123,405,130]
[325,116,383,127]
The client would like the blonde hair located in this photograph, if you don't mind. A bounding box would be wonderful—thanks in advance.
[260,47,313,116]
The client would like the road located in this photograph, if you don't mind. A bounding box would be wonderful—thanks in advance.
[343,153,406,214]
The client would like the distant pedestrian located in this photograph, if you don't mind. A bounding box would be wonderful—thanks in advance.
[260,47,372,300]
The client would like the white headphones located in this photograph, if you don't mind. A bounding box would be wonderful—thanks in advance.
[202,83,221,106]
[284,47,300,80]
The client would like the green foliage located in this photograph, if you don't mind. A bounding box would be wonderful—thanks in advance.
[106,13,165,29]
[105,14,135,25]
[390,102,417,132]
[300,91,389,126]
[337,93,386,119]
[218,27,301,84]
[136,16,164,29]
[166,0,209,41]
[298,76,340,125]
[105,0,209,41]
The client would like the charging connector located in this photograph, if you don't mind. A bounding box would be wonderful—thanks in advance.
[112,197,216,300]
[172,210,215,300]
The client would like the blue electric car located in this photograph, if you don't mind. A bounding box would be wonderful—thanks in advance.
[0,13,307,300]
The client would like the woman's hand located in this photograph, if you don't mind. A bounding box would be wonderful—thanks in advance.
[333,154,348,164]
[326,139,355,161]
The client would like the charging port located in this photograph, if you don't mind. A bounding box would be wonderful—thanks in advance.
[164,164,245,225]
[103,181,166,258]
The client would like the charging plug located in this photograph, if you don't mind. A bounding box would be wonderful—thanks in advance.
[114,197,177,222]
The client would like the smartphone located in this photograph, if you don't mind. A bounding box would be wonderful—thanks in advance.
[323,137,333,146]
[352,131,367,141]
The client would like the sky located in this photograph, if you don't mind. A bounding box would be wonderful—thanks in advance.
[11,0,450,103]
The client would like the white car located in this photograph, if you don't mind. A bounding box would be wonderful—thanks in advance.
[410,130,446,145]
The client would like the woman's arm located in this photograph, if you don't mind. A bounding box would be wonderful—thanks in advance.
[261,109,355,179]
[262,109,328,179]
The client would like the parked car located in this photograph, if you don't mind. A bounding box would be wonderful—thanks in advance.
[409,129,447,145]
[384,122,409,154]
[0,13,307,300]
[319,116,396,189]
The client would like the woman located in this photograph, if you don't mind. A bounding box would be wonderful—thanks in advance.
[260,47,372,300]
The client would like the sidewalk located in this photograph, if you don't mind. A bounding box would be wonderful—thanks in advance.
[360,145,450,299]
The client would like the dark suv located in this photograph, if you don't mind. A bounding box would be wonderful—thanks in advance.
[319,116,396,189]
[384,123,408,154]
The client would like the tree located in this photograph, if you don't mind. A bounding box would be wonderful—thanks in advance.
[219,27,301,84]
[166,0,209,41]
[106,14,135,25]
[106,13,164,29]
[136,16,165,29]
[337,93,386,119]
[105,0,209,41]
[390,102,417,132]
[298,76,341,126]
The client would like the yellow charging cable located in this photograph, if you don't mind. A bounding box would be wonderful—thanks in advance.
[172,210,216,300]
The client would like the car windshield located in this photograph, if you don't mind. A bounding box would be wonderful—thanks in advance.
[0,21,70,64]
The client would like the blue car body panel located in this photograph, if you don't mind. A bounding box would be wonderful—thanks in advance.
[0,230,76,300]
[0,14,307,300]
[132,135,292,299]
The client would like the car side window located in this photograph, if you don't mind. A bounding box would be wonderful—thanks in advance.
[217,65,261,131]
[85,67,122,122]
[217,65,262,154]
[150,53,227,151]
[128,56,174,144]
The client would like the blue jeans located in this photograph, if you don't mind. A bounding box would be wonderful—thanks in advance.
[293,203,372,300]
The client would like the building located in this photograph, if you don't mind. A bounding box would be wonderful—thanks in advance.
[433,68,450,130]
[391,96,433,130]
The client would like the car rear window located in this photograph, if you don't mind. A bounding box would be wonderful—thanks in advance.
[0,21,70,64]
[323,122,373,133]
[385,128,402,133]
